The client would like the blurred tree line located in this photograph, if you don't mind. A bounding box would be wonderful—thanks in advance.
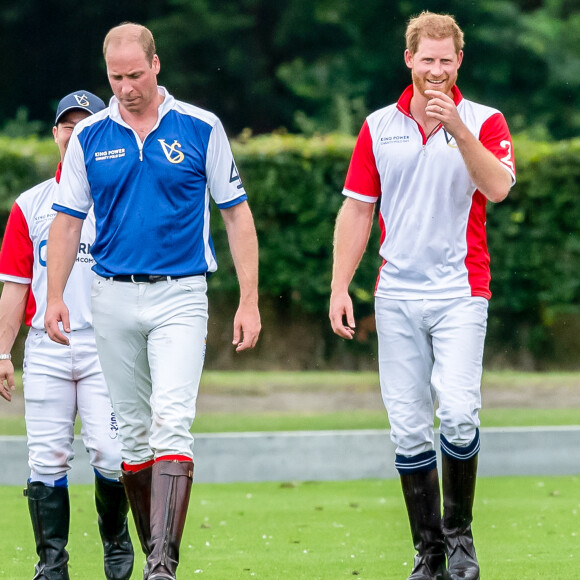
[1,0,578,139]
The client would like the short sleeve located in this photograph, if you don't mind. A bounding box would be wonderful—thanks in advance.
[52,128,92,218]
[0,202,33,283]
[479,112,516,183]
[343,120,381,202]
[206,119,248,209]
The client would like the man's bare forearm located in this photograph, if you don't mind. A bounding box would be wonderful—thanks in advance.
[451,126,512,203]
[221,201,259,304]
[46,212,83,302]
[0,282,28,352]
[331,197,375,294]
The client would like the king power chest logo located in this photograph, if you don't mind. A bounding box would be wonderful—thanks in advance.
[158,139,185,164]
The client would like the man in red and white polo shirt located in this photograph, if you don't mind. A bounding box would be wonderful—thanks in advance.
[330,11,515,580]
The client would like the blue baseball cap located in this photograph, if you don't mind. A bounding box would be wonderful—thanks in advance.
[55,91,106,125]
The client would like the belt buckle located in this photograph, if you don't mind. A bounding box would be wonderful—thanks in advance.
[130,274,150,284]
[147,275,165,283]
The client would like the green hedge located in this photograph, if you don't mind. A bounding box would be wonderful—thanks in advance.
[486,137,580,367]
[225,133,376,313]
[1,133,579,369]
[226,133,580,369]
[0,137,58,235]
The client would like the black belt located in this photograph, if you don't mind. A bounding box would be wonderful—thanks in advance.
[111,274,199,283]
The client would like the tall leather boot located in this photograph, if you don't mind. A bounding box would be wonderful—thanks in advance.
[146,460,194,580]
[442,453,479,580]
[25,481,70,580]
[121,463,153,579]
[400,467,446,580]
[95,475,135,580]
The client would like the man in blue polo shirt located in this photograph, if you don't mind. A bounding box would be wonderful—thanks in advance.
[45,22,260,580]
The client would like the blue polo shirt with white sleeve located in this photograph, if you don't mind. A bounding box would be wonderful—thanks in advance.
[53,87,247,278]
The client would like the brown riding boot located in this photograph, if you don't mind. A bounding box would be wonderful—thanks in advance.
[441,444,480,580]
[146,460,194,580]
[121,463,153,578]
[400,467,446,580]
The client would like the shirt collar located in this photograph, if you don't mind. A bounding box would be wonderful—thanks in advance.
[108,85,175,124]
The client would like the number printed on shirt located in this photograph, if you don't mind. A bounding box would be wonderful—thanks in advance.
[499,140,514,172]
[229,161,243,189]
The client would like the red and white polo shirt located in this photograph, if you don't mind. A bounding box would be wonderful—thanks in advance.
[344,85,515,300]
[0,168,97,330]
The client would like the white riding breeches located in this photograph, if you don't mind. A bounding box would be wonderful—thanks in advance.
[375,297,488,457]
[91,275,208,464]
[23,327,122,481]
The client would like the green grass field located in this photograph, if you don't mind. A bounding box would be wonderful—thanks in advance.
[2,371,578,577]
[1,476,577,579]
[3,408,580,437]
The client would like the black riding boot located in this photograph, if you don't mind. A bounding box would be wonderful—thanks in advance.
[442,453,480,580]
[400,467,446,580]
[95,475,135,580]
[25,481,70,580]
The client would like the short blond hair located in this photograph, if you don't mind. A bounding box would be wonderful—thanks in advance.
[405,11,464,55]
[103,22,156,64]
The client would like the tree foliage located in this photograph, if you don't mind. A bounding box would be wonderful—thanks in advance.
[0,0,578,139]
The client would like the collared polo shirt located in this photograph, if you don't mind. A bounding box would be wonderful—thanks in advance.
[54,87,247,278]
[344,85,516,300]
[0,170,96,329]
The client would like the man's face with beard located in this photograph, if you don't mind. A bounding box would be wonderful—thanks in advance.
[404,36,463,99]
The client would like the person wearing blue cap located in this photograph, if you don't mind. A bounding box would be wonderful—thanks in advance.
[0,91,134,580]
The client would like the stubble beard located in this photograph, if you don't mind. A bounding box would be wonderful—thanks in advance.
[412,70,458,99]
